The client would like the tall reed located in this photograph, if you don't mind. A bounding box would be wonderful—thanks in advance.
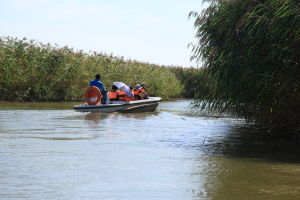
[0,37,182,101]
[168,66,210,98]
[190,0,300,137]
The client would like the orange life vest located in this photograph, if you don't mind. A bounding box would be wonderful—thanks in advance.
[109,91,119,101]
[128,91,135,101]
[133,88,144,100]
[118,90,134,102]
[84,86,101,105]
[140,88,149,99]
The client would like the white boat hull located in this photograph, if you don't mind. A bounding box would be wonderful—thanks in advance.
[74,97,161,113]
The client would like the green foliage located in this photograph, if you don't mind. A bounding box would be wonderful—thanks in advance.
[0,37,182,101]
[191,0,300,135]
[168,67,210,98]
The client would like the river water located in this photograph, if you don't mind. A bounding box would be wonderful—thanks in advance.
[0,100,299,200]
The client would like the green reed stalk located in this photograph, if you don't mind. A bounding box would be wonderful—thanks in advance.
[190,0,300,137]
[0,37,182,101]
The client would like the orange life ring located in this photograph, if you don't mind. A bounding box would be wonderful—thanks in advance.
[84,86,102,105]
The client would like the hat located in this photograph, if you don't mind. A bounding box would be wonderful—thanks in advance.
[134,84,141,90]
[140,82,146,87]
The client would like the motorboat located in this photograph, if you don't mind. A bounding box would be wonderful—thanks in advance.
[73,97,161,113]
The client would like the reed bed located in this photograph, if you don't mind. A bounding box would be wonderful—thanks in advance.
[0,37,182,101]
[190,0,300,137]
[168,66,210,98]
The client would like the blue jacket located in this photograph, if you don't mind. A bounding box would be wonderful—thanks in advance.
[90,79,105,89]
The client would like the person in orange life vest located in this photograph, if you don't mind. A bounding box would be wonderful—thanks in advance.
[109,85,119,101]
[118,89,134,102]
[139,82,149,99]
[133,84,143,100]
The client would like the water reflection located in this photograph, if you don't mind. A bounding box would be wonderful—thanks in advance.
[83,111,160,124]
[1,101,299,200]
[84,112,110,124]
[122,111,160,119]
[205,125,300,163]
[194,124,300,200]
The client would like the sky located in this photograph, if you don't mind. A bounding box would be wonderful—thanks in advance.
[0,0,205,67]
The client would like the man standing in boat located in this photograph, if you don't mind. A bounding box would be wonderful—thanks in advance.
[90,74,107,104]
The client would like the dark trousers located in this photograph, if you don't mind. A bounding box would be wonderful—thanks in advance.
[100,89,107,104]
